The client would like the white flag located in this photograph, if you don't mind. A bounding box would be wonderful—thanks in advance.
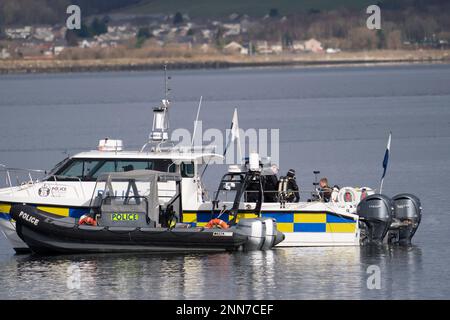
[230,108,240,142]
[224,108,242,164]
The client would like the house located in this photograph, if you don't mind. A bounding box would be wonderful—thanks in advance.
[0,48,11,59]
[325,48,341,54]
[5,26,32,40]
[200,43,211,53]
[222,23,241,37]
[53,46,65,55]
[223,41,247,55]
[255,41,270,54]
[270,42,283,54]
[255,41,282,54]
[304,38,323,53]
[79,39,92,48]
[292,41,305,52]
[33,27,54,42]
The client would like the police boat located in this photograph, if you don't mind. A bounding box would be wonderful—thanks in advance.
[201,152,423,247]
[0,68,421,252]
[10,169,284,255]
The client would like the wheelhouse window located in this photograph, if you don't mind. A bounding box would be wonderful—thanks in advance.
[181,162,195,178]
[51,158,176,181]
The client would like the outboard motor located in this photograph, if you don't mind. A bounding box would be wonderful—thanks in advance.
[235,218,265,251]
[357,194,393,245]
[235,218,285,250]
[261,218,277,250]
[387,194,422,245]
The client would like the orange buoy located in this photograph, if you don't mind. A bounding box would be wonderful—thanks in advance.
[205,218,229,229]
[78,215,97,226]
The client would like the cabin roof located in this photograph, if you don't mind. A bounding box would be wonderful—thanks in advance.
[72,150,223,163]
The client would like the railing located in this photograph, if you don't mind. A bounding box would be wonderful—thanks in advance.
[213,189,325,203]
[0,166,89,199]
[0,166,46,188]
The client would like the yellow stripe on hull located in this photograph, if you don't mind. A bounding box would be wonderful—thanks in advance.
[277,223,294,233]
[326,223,356,233]
[182,213,197,223]
[0,204,12,214]
[236,213,258,221]
[294,213,326,223]
[36,206,69,217]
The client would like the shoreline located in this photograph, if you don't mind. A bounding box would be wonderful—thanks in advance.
[1,50,449,74]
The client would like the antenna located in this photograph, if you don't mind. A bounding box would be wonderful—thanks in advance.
[164,63,171,101]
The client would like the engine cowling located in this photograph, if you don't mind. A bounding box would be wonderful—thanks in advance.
[357,194,393,244]
[388,194,422,245]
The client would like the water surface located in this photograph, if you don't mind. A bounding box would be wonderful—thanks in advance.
[1,64,449,299]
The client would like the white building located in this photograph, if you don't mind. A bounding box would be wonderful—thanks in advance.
[0,48,11,59]
[223,41,248,55]
[304,38,323,53]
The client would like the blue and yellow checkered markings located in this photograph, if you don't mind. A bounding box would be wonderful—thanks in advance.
[0,203,12,220]
[0,202,88,220]
[182,212,260,227]
[182,211,356,233]
[35,206,88,218]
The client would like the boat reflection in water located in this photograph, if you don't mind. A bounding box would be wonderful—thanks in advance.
[0,245,422,299]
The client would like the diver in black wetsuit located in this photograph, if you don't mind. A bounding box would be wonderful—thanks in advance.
[278,169,300,203]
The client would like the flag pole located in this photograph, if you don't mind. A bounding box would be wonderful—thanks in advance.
[191,96,203,147]
[200,108,240,179]
[379,131,392,194]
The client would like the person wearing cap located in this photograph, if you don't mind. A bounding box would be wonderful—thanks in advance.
[263,164,279,202]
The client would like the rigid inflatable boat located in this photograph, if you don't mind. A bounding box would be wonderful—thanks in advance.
[11,170,284,255]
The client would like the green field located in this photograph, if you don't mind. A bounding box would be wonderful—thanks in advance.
[120,0,377,17]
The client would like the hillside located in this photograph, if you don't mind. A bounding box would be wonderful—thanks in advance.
[1,0,449,25]
[118,0,375,18]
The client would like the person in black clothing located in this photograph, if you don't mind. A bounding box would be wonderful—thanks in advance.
[263,164,279,202]
[245,176,261,203]
[278,169,300,203]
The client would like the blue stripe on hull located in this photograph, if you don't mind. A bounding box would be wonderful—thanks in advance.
[326,214,354,223]
[0,212,10,220]
[262,212,294,222]
[294,223,326,232]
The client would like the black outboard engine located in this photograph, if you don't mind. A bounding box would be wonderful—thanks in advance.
[357,194,393,245]
[387,194,422,245]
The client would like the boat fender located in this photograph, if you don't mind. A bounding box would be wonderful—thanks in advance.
[205,218,229,229]
[78,215,97,226]
[331,187,340,203]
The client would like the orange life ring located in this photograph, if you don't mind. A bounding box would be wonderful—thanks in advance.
[205,218,229,229]
[78,215,97,226]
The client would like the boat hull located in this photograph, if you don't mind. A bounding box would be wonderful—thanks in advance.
[182,210,360,247]
[11,205,249,255]
[1,201,360,251]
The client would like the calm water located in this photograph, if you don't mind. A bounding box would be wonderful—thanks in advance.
[1,64,450,299]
